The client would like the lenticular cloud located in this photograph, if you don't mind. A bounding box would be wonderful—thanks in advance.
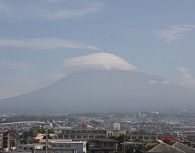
[62,53,138,74]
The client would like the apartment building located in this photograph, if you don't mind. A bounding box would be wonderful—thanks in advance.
[55,128,107,140]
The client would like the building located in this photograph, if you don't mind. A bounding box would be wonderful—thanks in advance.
[54,122,127,140]
[0,132,3,150]
[51,140,87,153]
[3,131,10,150]
[88,138,117,153]
[34,140,86,153]
[15,144,37,152]
[126,134,159,142]
[107,122,126,137]
[54,127,107,140]
[142,141,195,153]
[145,142,184,153]
[2,130,18,151]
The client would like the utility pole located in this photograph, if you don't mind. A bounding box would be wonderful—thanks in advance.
[45,129,48,153]
[122,135,126,153]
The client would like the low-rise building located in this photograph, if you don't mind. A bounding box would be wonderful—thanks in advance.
[55,127,107,140]
[51,140,86,153]
[88,138,117,153]
[0,132,3,150]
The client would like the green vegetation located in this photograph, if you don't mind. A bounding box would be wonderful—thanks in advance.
[20,127,54,144]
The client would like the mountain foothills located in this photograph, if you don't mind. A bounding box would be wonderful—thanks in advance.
[0,53,195,113]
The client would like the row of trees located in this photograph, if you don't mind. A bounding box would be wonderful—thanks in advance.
[111,135,144,153]
[20,127,54,144]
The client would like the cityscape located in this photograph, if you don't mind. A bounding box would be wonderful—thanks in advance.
[0,111,195,153]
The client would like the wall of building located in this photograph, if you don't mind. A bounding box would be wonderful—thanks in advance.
[0,133,3,149]
[51,141,86,153]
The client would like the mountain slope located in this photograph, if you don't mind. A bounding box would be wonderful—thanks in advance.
[0,70,194,113]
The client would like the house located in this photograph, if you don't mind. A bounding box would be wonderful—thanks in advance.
[142,142,195,153]
[146,142,184,153]
[159,135,181,144]
[172,142,195,153]
[34,133,54,143]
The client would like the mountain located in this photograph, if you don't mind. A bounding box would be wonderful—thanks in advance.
[0,53,195,113]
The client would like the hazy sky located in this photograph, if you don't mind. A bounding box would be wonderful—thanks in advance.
[1,0,195,99]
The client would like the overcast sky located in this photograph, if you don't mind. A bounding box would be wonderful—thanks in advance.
[1,0,195,99]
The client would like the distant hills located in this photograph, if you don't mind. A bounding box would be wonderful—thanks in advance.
[0,53,194,113]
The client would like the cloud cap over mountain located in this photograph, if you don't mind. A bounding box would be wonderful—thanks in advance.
[0,53,195,113]
[59,53,138,76]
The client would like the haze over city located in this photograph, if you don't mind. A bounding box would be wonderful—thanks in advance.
[0,0,195,113]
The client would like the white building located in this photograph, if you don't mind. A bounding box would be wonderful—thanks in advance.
[51,141,87,153]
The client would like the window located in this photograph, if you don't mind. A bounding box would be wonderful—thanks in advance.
[132,136,136,140]
[65,144,71,148]
[58,134,63,138]
[151,136,156,140]
[89,135,94,138]
[23,147,27,150]
[138,136,143,139]
[144,136,149,140]
[66,130,70,134]
[58,144,64,147]
[29,147,33,150]
[77,135,81,138]
[70,135,75,138]
[83,135,88,139]
[108,133,112,137]
[52,144,57,147]
[64,135,69,138]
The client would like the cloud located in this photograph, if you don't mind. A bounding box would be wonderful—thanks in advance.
[154,25,195,42]
[0,61,57,99]
[0,0,103,20]
[161,80,171,85]
[147,80,171,85]
[0,38,102,51]
[0,61,34,75]
[0,89,21,100]
[0,75,40,99]
[55,53,138,78]
[49,2,103,19]
[178,67,195,85]
[147,80,159,84]
[0,61,38,99]
[43,0,65,3]
[0,3,11,14]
